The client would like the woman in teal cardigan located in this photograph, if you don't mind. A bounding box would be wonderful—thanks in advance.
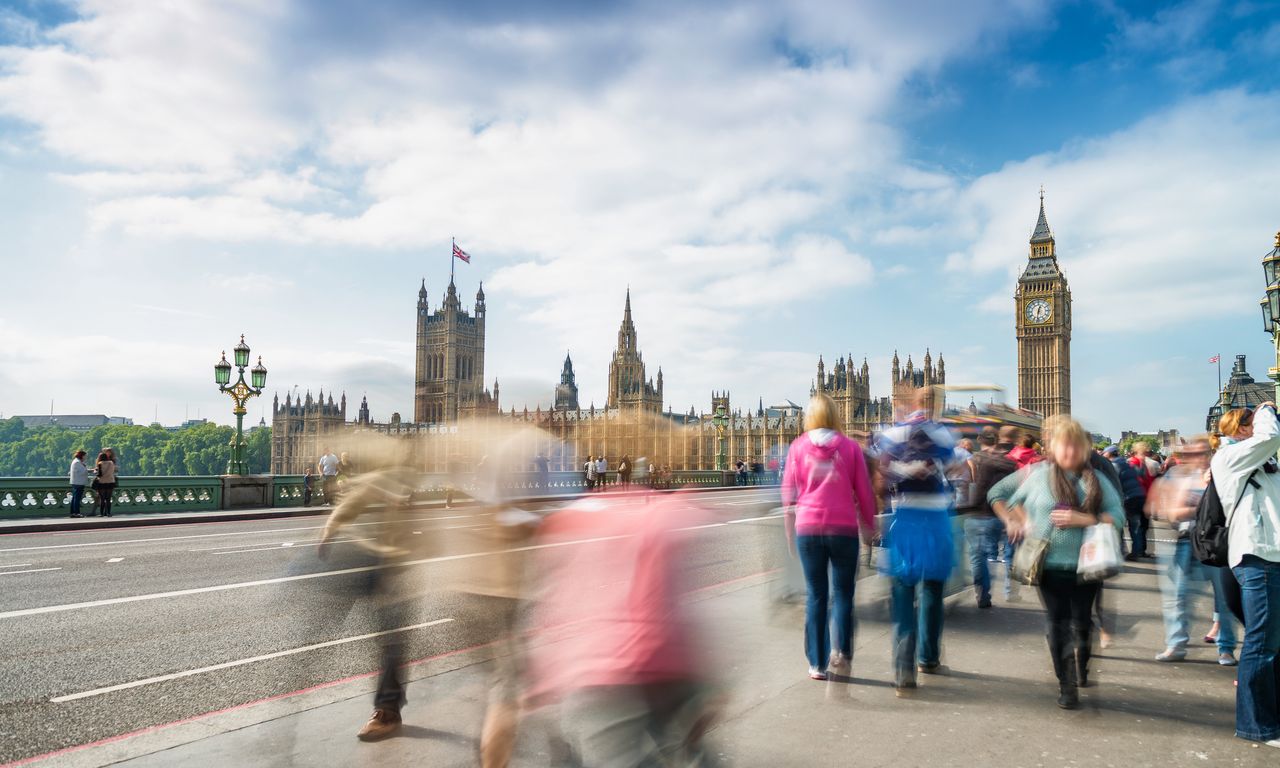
[989,417,1125,709]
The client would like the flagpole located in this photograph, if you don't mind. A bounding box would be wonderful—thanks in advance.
[1218,353,1222,396]
[450,237,455,284]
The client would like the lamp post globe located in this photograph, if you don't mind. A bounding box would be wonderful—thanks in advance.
[214,352,232,386]
[251,356,268,390]
[233,334,251,368]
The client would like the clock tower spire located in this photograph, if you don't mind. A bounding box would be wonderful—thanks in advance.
[1015,189,1072,417]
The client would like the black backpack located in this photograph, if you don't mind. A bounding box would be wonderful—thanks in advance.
[1191,469,1258,567]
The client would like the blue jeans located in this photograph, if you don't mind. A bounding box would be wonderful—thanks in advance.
[69,485,85,516]
[1160,538,1237,652]
[892,578,944,685]
[1232,555,1280,742]
[796,535,860,669]
[963,516,1001,602]
[1207,565,1240,652]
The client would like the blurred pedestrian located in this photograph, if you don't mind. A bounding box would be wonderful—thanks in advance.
[94,451,116,517]
[1211,404,1280,747]
[595,455,608,490]
[1130,441,1162,495]
[877,386,957,696]
[1007,434,1042,468]
[584,455,596,491]
[1104,445,1150,560]
[990,418,1124,709]
[1148,439,1236,665]
[618,454,632,490]
[964,426,1019,608]
[68,450,88,518]
[533,453,550,493]
[318,447,340,504]
[782,392,878,681]
[303,467,315,506]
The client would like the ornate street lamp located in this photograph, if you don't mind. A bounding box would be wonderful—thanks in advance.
[1263,232,1280,404]
[214,334,267,475]
[712,404,729,472]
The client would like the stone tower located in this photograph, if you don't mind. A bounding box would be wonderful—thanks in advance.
[606,289,663,412]
[554,352,580,411]
[1016,190,1072,417]
[414,277,497,423]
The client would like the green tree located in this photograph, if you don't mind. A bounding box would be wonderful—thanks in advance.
[0,423,271,477]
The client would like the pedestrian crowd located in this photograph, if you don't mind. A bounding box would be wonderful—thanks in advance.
[781,387,1280,748]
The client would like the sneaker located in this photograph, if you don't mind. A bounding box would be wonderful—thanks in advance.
[894,680,917,698]
[1218,652,1238,667]
[1264,738,1280,749]
[978,597,993,609]
[356,708,402,741]
[1155,649,1187,663]
[827,652,851,677]
[917,662,944,675]
[808,666,828,681]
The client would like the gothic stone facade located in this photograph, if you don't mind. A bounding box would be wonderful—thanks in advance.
[812,350,945,437]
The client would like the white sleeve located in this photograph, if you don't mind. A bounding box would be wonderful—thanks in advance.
[1217,405,1280,477]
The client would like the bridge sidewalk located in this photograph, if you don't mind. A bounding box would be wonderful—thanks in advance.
[34,557,1275,768]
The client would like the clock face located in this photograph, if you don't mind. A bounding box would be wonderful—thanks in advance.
[1025,298,1052,324]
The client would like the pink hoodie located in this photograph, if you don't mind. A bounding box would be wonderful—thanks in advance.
[782,429,877,537]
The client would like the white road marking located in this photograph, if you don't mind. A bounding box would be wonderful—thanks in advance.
[727,513,784,524]
[211,539,374,555]
[0,567,62,576]
[106,558,124,563]
[0,514,483,554]
[0,532,630,621]
[0,563,33,568]
[49,618,455,703]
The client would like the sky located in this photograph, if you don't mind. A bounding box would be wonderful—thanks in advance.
[1,0,1278,438]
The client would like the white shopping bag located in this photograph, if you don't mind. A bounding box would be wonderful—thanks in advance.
[1077,523,1122,582]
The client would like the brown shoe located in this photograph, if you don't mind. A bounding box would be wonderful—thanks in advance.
[357,708,402,741]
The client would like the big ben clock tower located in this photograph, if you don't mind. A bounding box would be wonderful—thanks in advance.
[1016,190,1072,417]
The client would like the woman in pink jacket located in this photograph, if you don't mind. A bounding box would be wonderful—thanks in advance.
[783,392,879,680]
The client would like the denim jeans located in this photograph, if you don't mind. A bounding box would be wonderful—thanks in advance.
[1123,496,1149,556]
[1207,565,1240,653]
[69,485,85,516]
[963,516,1002,602]
[796,535,860,669]
[1160,538,1237,652]
[1232,555,1280,742]
[998,530,1017,598]
[891,578,944,685]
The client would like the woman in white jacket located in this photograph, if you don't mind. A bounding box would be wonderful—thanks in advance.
[1211,403,1280,747]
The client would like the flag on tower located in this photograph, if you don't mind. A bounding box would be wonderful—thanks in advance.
[453,242,471,263]
[1208,354,1220,364]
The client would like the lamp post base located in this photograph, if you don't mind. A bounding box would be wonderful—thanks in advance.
[220,475,275,509]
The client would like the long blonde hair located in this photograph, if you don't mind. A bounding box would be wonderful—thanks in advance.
[1047,417,1101,518]
[1218,408,1254,439]
[804,392,841,433]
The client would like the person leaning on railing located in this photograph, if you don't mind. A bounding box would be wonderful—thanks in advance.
[1210,403,1280,748]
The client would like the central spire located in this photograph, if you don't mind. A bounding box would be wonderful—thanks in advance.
[1031,188,1054,245]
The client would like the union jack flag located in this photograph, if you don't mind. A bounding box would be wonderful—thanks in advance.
[453,242,471,263]
[1209,355,1220,364]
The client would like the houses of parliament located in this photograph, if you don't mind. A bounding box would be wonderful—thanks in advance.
[270,193,1072,474]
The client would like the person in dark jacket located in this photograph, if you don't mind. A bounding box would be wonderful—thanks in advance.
[964,426,1020,608]
[1104,445,1149,559]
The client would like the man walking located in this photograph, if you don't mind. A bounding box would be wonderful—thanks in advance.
[318,447,341,505]
[1104,445,1149,559]
[68,450,88,518]
[964,427,1019,608]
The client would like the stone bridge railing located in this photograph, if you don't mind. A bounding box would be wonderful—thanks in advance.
[0,470,778,519]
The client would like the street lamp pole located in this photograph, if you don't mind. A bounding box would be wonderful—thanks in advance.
[1260,232,1280,404]
[712,404,729,472]
[214,335,268,476]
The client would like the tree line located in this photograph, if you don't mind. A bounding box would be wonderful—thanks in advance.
[0,418,271,477]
